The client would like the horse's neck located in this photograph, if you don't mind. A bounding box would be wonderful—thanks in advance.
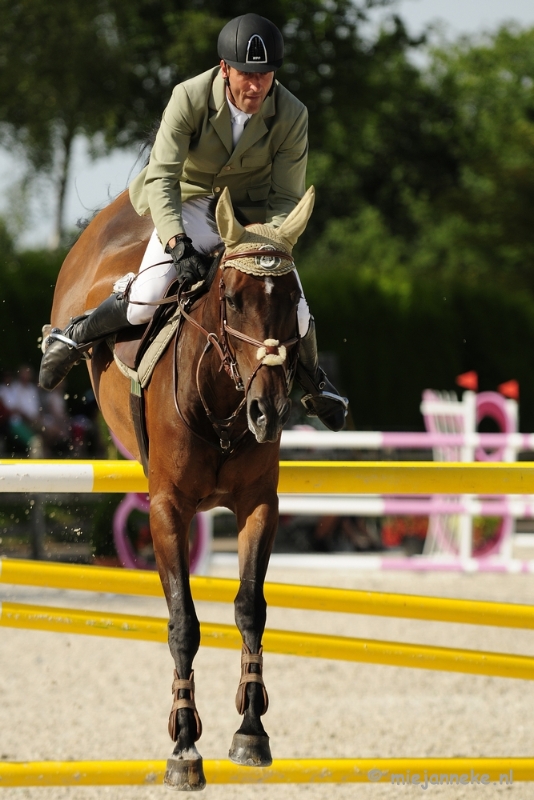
[204,273,222,331]
[181,273,242,421]
[194,273,223,348]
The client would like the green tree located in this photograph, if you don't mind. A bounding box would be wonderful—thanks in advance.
[0,1,132,245]
[1,0,401,246]
[419,25,534,292]
[300,25,534,295]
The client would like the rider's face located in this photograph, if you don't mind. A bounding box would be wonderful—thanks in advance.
[220,61,274,114]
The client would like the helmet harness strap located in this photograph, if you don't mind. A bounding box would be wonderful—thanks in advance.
[222,62,238,108]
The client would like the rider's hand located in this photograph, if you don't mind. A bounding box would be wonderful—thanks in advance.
[166,235,207,286]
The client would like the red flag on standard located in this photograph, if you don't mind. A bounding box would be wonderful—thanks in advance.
[456,371,478,391]
[498,380,519,400]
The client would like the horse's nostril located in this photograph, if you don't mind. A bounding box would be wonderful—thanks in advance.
[249,397,289,439]
[249,399,266,428]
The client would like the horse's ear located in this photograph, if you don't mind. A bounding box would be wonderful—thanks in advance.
[278,186,315,248]
[216,187,246,247]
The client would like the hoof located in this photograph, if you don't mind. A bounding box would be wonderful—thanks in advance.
[164,757,206,791]
[228,733,272,767]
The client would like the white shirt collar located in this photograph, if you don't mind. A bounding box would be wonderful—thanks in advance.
[226,96,252,125]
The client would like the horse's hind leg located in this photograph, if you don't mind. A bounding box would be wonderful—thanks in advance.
[229,496,278,767]
[150,493,205,791]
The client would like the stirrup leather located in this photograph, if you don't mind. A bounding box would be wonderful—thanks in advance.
[235,643,269,716]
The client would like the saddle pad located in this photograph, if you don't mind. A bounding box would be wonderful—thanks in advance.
[112,305,181,388]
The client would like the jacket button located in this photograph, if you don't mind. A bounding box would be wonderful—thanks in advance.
[214,187,221,193]
[224,166,232,171]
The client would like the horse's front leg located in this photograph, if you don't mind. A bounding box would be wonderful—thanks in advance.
[229,489,278,767]
[150,491,205,791]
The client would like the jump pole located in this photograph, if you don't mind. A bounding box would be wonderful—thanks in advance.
[0,758,529,786]
[279,429,534,451]
[2,600,534,680]
[3,459,534,494]
[3,558,534,629]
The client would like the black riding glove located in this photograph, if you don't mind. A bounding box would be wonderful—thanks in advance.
[166,236,207,287]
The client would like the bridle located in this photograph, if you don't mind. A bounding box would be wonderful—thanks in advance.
[175,251,300,453]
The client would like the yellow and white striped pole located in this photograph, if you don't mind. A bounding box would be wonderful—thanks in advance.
[3,460,534,494]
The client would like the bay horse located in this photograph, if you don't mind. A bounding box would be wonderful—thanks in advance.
[47,185,315,790]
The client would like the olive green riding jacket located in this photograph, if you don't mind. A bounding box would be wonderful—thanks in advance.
[129,66,308,246]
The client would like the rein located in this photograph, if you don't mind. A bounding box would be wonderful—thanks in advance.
[176,271,299,453]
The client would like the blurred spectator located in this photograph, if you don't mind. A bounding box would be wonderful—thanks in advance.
[0,373,11,443]
[0,365,44,456]
[41,385,71,456]
[312,515,382,552]
[70,388,105,457]
[0,368,107,458]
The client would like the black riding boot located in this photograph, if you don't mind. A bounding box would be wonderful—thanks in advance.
[296,317,348,432]
[39,293,131,391]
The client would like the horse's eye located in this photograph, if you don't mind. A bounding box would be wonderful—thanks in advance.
[226,295,237,310]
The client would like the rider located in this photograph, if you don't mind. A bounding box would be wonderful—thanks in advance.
[39,13,348,432]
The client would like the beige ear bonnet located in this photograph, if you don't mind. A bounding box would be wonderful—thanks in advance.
[215,186,315,276]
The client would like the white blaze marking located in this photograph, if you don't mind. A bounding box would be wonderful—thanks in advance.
[264,277,274,295]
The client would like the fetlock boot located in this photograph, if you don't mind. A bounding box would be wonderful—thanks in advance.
[296,317,348,432]
[39,293,131,391]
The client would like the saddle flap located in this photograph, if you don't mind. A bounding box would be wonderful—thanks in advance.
[114,325,148,370]
[134,280,181,369]
[114,279,182,371]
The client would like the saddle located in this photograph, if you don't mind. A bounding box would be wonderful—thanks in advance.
[111,280,184,477]
[113,288,182,387]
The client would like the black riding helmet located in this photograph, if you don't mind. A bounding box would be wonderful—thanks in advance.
[217,13,284,73]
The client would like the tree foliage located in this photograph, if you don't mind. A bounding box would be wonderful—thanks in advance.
[0,1,130,242]
[300,25,534,295]
[420,26,534,291]
[2,8,534,428]
[0,0,397,241]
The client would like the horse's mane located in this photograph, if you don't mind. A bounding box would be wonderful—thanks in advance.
[76,213,97,235]
[203,249,224,293]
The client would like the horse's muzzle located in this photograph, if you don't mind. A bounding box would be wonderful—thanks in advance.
[247,397,291,443]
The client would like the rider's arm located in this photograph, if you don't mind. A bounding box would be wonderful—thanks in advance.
[267,106,308,228]
[143,82,196,247]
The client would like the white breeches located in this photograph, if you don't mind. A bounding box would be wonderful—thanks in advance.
[126,197,311,337]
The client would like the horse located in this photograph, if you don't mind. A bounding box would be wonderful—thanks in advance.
[47,184,315,790]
